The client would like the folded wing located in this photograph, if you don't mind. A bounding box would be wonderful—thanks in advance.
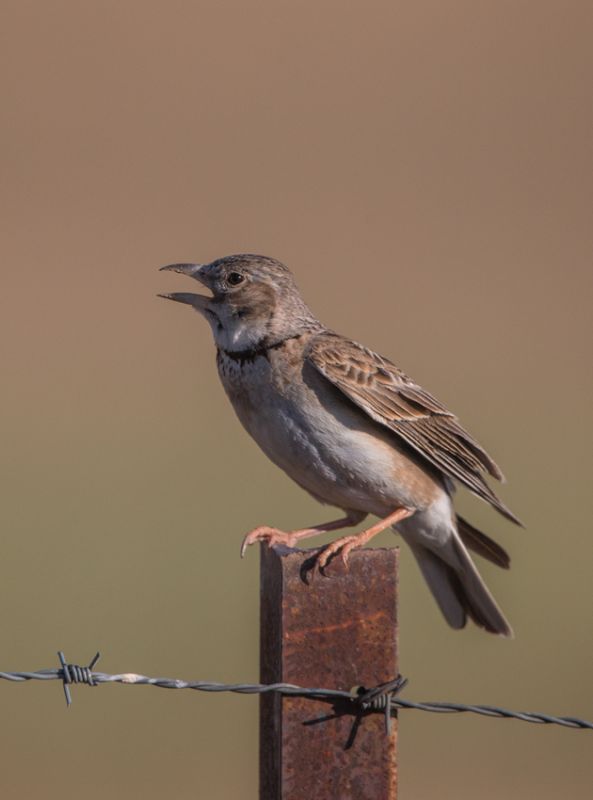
[306,331,521,525]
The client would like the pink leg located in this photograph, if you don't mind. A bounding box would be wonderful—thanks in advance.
[316,507,414,572]
[240,510,367,558]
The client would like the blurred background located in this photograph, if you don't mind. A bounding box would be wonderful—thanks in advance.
[1,1,592,797]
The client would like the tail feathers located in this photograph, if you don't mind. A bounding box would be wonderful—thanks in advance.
[412,547,467,629]
[457,515,510,569]
[407,535,513,637]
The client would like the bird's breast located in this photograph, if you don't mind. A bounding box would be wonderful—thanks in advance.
[216,347,442,513]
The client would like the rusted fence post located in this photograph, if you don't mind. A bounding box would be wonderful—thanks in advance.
[260,545,399,799]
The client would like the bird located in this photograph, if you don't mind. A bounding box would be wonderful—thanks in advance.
[159,254,522,636]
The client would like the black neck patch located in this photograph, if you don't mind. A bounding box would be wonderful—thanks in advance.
[218,333,302,365]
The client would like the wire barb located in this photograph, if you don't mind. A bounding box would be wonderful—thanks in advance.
[351,676,408,735]
[57,651,101,707]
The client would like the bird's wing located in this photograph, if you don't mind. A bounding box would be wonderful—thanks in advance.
[306,331,521,525]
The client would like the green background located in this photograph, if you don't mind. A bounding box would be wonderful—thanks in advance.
[1,2,592,797]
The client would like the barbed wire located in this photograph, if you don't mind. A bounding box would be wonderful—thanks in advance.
[1,651,591,733]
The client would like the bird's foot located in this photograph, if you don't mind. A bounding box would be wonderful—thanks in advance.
[316,534,364,573]
[316,507,413,574]
[240,526,300,558]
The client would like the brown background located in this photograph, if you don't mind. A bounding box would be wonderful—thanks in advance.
[1,1,592,798]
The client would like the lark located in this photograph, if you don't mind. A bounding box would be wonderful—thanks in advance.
[160,254,521,635]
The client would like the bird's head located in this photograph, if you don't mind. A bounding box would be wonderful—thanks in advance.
[159,254,318,351]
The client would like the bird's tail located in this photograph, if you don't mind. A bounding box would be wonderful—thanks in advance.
[401,524,513,637]
[456,515,510,569]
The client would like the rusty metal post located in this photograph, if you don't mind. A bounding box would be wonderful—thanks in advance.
[260,545,398,799]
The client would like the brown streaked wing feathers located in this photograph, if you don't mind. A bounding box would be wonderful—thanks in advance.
[306,332,522,526]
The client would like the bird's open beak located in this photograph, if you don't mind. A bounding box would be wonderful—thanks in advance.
[158,263,210,309]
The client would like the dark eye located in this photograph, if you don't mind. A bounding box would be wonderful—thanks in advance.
[227,272,245,286]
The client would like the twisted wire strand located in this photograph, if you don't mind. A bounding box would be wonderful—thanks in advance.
[1,652,592,730]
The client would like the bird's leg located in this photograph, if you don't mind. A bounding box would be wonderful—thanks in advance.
[240,510,367,558]
[317,507,414,572]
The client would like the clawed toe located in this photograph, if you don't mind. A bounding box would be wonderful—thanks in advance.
[240,526,296,558]
[317,536,358,574]
[240,526,275,558]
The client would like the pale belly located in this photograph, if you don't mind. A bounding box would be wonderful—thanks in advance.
[217,352,441,515]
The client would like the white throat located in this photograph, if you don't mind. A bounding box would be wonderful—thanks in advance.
[209,315,269,353]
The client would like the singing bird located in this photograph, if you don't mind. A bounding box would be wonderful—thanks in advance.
[160,254,521,635]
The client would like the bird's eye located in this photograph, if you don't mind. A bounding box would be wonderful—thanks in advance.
[227,272,245,286]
